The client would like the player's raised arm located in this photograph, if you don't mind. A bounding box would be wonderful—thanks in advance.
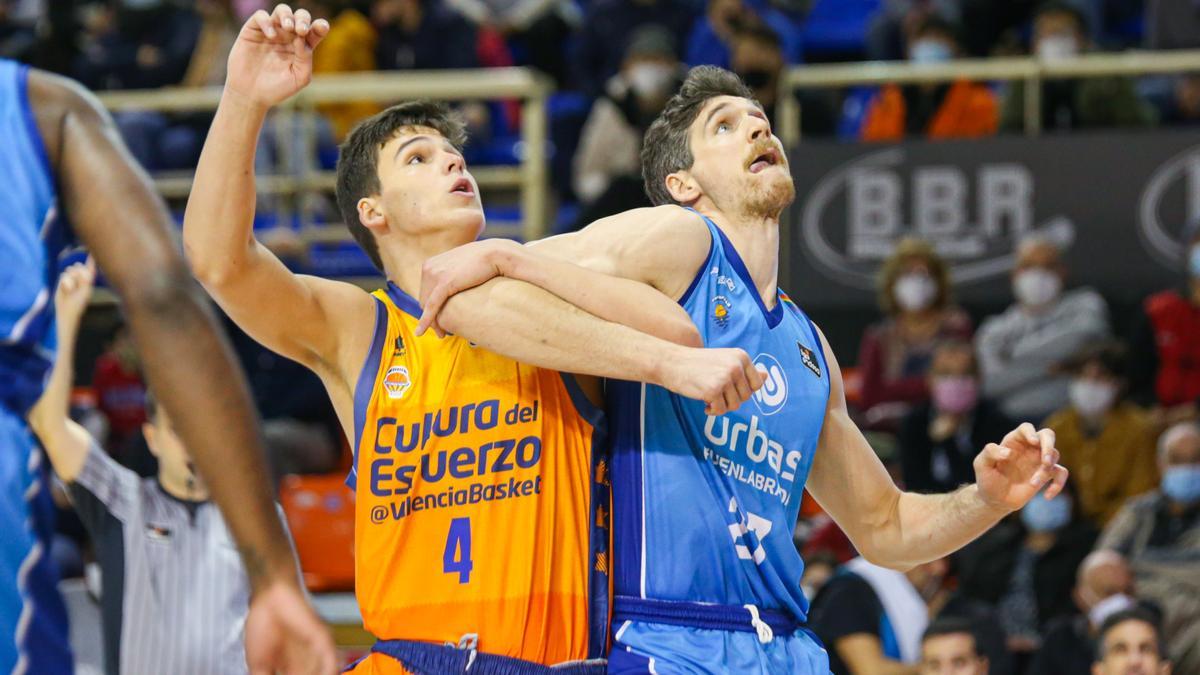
[805,325,1068,571]
[26,262,96,483]
[183,5,373,379]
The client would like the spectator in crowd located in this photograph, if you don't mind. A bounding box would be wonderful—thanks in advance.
[1146,0,1200,50]
[572,0,693,96]
[1130,228,1200,425]
[312,0,382,140]
[1098,421,1200,673]
[1091,608,1173,675]
[685,0,800,69]
[1000,2,1155,132]
[860,15,998,142]
[444,0,579,85]
[29,263,275,675]
[573,26,681,207]
[729,24,785,122]
[1027,549,1138,675]
[919,617,988,675]
[91,323,147,457]
[809,555,950,674]
[0,0,39,61]
[374,0,478,70]
[1155,73,1200,127]
[858,238,972,430]
[976,235,1110,423]
[898,340,1014,494]
[954,484,1096,658]
[1044,342,1159,527]
[72,0,202,91]
[865,0,960,61]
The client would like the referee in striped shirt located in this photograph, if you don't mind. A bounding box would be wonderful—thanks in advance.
[30,261,282,675]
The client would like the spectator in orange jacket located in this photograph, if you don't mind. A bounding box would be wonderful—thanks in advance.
[860,15,998,142]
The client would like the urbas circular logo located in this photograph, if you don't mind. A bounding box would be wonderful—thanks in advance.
[752,353,788,416]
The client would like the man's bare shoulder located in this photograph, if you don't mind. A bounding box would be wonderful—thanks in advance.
[25,69,110,158]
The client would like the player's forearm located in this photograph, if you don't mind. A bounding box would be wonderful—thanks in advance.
[182,90,268,286]
[123,271,297,590]
[867,485,1009,570]
[439,276,680,383]
[502,245,701,347]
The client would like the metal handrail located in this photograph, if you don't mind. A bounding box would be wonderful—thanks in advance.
[95,67,554,242]
[776,49,1200,148]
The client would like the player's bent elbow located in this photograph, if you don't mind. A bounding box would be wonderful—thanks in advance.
[668,321,703,348]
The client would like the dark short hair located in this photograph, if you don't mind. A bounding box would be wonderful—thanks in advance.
[922,616,981,655]
[1059,340,1129,380]
[335,101,468,272]
[733,21,782,51]
[640,66,756,206]
[144,390,159,423]
[1096,607,1168,661]
[912,14,962,46]
[1034,1,1089,34]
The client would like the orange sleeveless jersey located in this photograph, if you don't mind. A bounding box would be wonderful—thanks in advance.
[347,283,609,666]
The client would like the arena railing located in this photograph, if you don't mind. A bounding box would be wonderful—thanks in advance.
[95,67,554,244]
[776,49,1200,149]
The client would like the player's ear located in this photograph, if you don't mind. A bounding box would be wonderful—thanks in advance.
[357,196,388,235]
[665,170,699,205]
[142,423,161,458]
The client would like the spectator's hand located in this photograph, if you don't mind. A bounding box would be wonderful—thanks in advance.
[136,44,162,69]
[244,577,337,675]
[974,423,1068,511]
[658,348,765,416]
[54,259,96,333]
[226,4,330,109]
[416,239,522,338]
[928,414,959,442]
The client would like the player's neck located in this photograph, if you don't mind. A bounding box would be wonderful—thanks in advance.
[699,205,781,305]
[158,472,209,503]
[380,231,476,299]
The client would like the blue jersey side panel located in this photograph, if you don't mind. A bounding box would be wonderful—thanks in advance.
[609,210,830,620]
[0,58,68,415]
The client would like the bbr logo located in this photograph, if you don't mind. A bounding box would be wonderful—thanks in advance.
[752,354,787,416]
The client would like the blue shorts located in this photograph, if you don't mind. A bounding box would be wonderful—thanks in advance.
[0,409,72,673]
[609,621,830,674]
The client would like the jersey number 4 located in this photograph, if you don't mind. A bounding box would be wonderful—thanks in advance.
[443,517,474,583]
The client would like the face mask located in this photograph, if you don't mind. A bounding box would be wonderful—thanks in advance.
[910,40,952,64]
[893,273,938,312]
[1037,34,1078,61]
[1070,379,1118,418]
[932,376,979,415]
[628,63,675,99]
[1088,593,1136,628]
[737,69,774,90]
[1189,245,1200,278]
[1161,464,1200,504]
[1020,493,1072,532]
[1013,268,1062,308]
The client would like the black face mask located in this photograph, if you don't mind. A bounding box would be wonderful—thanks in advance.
[737,69,774,90]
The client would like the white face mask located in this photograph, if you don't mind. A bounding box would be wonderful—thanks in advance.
[893,273,938,312]
[1070,379,1118,418]
[1037,34,1079,61]
[1013,268,1062,308]
[627,63,675,99]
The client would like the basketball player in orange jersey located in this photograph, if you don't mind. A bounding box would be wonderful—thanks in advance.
[182,5,764,674]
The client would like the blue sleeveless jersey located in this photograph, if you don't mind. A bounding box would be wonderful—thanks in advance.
[608,211,830,622]
[0,58,69,416]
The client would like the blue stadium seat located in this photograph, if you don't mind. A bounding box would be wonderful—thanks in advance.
[801,0,881,58]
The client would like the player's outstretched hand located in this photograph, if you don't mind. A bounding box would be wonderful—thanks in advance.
[974,422,1069,511]
[660,347,765,416]
[417,238,523,337]
[244,578,337,675]
[226,4,330,109]
[54,258,95,330]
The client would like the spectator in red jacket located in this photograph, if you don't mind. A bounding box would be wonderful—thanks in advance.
[1131,227,1200,428]
[858,238,973,430]
[91,324,147,455]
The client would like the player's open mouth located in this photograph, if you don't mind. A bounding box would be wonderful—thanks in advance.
[748,149,780,174]
[450,178,475,196]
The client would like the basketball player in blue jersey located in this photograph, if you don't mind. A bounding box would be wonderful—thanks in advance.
[1,59,333,673]
[417,66,1070,673]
